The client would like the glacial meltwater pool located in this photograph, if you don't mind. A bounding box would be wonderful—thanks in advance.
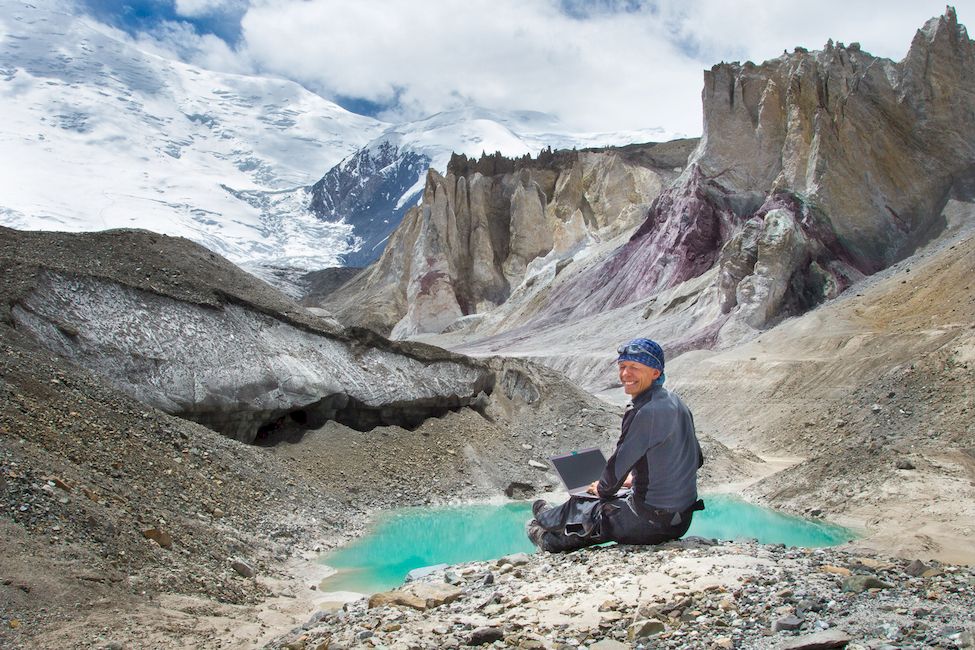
[319,496,853,594]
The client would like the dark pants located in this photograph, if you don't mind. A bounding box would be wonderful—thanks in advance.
[532,495,698,553]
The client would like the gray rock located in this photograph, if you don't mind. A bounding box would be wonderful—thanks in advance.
[589,641,629,650]
[778,630,853,649]
[796,599,821,615]
[406,563,448,581]
[773,614,803,632]
[841,575,893,593]
[627,619,665,640]
[230,560,256,578]
[905,559,929,577]
[444,570,464,585]
[468,626,504,645]
[498,553,530,567]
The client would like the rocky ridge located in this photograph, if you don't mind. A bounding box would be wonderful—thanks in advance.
[322,9,975,366]
[268,540,975,650]
[322,140,695,337]
[310,141,432,267]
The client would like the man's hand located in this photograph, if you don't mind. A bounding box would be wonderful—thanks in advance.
[586,480,599,495]
[623,473,633,488]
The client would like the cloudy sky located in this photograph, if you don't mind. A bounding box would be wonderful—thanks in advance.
[77,0,974,136]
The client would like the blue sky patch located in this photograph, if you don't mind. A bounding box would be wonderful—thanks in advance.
[78,0,244,44]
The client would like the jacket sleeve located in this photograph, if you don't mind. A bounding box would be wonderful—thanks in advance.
[596,404,673,497]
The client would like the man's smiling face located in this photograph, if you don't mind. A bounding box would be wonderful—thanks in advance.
[618,360,660,396]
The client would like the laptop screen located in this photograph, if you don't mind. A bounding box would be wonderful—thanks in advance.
[550,448,607,491]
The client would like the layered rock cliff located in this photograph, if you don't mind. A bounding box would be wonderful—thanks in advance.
[323,9,975,363]
[323,140,696,336]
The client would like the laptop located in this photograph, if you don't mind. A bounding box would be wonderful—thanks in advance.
[549,447,613,496]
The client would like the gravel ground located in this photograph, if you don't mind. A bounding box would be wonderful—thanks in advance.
[266,538,975,650]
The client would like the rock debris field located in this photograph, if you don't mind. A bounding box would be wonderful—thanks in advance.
[268,539,975,650]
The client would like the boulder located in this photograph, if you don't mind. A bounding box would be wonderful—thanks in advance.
[367,583,464,611]
[627,619,665,640]
[467,626,504,645]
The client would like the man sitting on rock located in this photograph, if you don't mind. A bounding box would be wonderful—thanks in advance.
[527,338,704,552]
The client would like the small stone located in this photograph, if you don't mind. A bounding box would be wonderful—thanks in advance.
[778,630,853,649]
[627,619,665,640]
[598,599,619,612]
[713,638,734,649]
[444,571,464,585]
[9,619,21,629]
[406,563,448,581]
[718,597,736,611]
[589,641,629,650]
[904,559,928,577]
[852,557,888,570]
[142,528,173,549]
[231,560,256,578]
[773,614,803,632]
[895,459,915,470]
[821,565,851,577]
[842,575,893,593]
[498,553,530,567]
[528,460,548,470]
[468,626,504,645]
[796,599,820,615]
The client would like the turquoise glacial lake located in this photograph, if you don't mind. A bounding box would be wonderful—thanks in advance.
[319,495,853,594]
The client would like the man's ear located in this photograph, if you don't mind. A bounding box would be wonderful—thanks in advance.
[649,368,661,381]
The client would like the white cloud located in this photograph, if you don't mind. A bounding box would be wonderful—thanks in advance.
[238,0,706,134]
[233,0,974,135]
[93,17,253,76]
[658,0,970,64]
[174,0,235,18]
[77,0,975,136]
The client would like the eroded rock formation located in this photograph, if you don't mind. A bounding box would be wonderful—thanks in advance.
[330,9,975,361]
[324,141,694,336]
[1,228,492,443]
[528,9,975,343]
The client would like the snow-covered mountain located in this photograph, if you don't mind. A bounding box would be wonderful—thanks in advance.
[0,0,386,271]
[0,0,682,277]
[309,108,677,266]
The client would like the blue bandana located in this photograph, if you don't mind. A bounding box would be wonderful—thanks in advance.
[617,338,666,386]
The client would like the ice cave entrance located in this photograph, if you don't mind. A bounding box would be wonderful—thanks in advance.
[318,496,853,594]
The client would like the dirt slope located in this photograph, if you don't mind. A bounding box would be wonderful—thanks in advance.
[671,219,975,563]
